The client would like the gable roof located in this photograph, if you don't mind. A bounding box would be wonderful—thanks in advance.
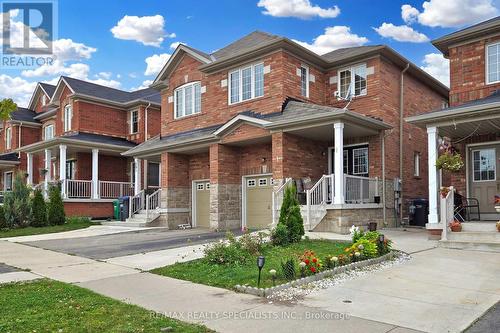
[432,16,500,56]
[211,31,281,60]
[27,82,57,110]
[50,76,161,107]
[321,45,384,63]
[39,83,56,97]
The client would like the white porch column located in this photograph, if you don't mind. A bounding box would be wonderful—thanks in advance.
[44,149,51,194]
[427,126,439,225]
[333,122,345,205]
[134,158,141,195]
[91,149,99,199]
[143,160,148,189]
[26,153,33,185]
[59,145,67,198]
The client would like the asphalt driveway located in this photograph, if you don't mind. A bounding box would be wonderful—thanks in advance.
[22,228,241,260]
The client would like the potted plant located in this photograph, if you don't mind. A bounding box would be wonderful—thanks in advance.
[440,187,450,198]
[494,195,500,213]
[436,152,464,173]
[449,220,462,232]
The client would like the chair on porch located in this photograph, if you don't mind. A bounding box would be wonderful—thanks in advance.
[453,192,481,222]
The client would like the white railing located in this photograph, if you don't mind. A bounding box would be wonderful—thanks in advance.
[146,188,162,220]
[99,181,134,199]
[344,175,379,204]
[65,179,92,198]
[271,178,293,225]
[440,186,455,241]
[129,190,145,218]
[305,174,333,230]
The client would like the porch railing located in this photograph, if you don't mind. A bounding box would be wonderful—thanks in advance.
[440,186,455,241]
[271,178,293,225]
[344,175,379,204]
[145,188,162,220]
[129,190,145,218]
[65,179,93,198]
[99,181,134,199]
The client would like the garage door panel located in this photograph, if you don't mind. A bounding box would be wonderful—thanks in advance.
[246,176,273,229]
[196,182,210,228]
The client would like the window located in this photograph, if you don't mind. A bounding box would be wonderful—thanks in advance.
[487,42,500,84]
[258,178,268,186]
[4,172,13,191]
[130,110,138,133]
[5,127,11,149]
[229,63,264,104]
[66,160,76,180]
[197,183,204,190]
[64,104,72,132]
[147,162,160,187]
[44,124,54,140]
[247,179,256,187]
[352,147,368,175]
[338,64,367,98]
[174,82,201,119]
[414,152,421,177]
[300,65,309,98]
[473,149,496,181]
[42,95,47,106]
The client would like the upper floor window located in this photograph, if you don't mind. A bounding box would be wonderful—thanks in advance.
[130,110,139,133]
[174,82,201,119]
[63,104,72,132]
[487,42,500,84]
[44,124,54,140]
[300,65,309,98]
[229,63,264,104]
[414,152,421,177]
[42,95,47,106]
[338,64,367,99]
[5,127,11,149]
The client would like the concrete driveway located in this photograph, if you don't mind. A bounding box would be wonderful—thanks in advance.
[22,228,240,260]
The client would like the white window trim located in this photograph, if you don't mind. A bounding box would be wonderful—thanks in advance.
[5,127,11,149]
[4,171,13,191]
[173,81,201,119]
[414,152,421,177]
[247,179,256,187]
[486,41,500,85]
[472,148,496,182]
[228,62,264,105]
[44,124,54,141]
[42,94,47,106]
[338,64,367,98]
[258,178,268,186]
[352,147,369,175]
[300,65,310,98]
[130,110,139,134]
[63,104,72,132]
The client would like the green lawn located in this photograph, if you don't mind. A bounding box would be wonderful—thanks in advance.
[152,239,349,289]
[0,279,211,333]
[0,220,96,238]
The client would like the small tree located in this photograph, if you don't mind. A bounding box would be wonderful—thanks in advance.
[3,173,31,228]
[0,98,17,121]
[30,189,48,227]
[47,185,65,225]
[271,184,304,245]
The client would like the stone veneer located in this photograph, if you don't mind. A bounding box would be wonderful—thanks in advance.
[158,187,191,229]
[210,184,241,230]
[314,207,396,234]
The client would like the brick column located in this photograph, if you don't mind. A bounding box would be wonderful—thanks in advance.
[159,152,190,228]
[209,144,241,230]
[271,132,285,182]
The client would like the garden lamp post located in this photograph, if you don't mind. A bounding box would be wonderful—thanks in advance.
[378,234,385,255]
[257,256,265,288]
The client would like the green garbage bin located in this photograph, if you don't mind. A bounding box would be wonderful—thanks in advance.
[113,199,120,220]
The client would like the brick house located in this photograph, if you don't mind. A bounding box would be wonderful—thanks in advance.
[407,17,500,232]
[2,78,162,218]
[124,31,448,232]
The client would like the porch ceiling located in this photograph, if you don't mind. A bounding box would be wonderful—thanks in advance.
[284,121,381,142]
[437,117,500,139]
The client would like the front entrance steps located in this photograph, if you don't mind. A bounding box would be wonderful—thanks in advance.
[439,222,500,252]
[101,210,161,228]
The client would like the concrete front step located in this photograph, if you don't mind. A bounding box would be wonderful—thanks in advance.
[101,221,148,228]
[447,231,500,242]
[461,222,498,232]
[438,239,500,252]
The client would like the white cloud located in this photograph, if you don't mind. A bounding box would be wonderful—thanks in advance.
[401,4,419,24]
[21,60,89,78]
[96,72,112,80]
[374,23,429,43]
[257,0,340,19]
[53,38,97,61]
[293,26,368,55]
[0,74,37,106]
[404,0,498,28]
[421,53,450,86]
[87,78,121,89]
[144,53,171,76]
[111,15,171,47]
[131,79,153,91]
[170,41,186,50]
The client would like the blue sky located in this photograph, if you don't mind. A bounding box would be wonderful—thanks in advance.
[1,0,499,106]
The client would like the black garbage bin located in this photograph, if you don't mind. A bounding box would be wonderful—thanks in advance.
[119,196,130,221]
[408,198,428,227]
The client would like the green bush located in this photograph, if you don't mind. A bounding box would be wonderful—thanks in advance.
[0,205,6,229]
[3,173,31,228]
[47,185,65,225]
[66,216,91,224]
[280,258,296,280]
[352,238,379,258]
[203,232,251,265]
[271,184,304,245]
[238,232,264,256]
[30,189,47,227]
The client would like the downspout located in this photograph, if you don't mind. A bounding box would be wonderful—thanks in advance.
[399,63,410,225]
[143,102,151,190]
[18,123,23,158]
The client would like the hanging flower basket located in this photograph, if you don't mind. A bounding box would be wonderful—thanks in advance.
[449,220,462,232]
[436,152,464,173]
[440,187,450,198]
[39,168,48,176]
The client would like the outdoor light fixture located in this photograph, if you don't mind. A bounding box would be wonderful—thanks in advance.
[379,234,385,243]
[257,256,265,288]
[261,157,266,163]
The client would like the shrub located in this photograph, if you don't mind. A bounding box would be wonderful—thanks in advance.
[280,258,296,280]
[271,184,304,245]
[0,205,6,229]
[349,225,364,243]
[30,189,47,227]
[203,232,251,265]
[66,216,91,224]
[345,238,379,259]
[47,185,65,225]
[3,173,31,228]
[238,232,264,256]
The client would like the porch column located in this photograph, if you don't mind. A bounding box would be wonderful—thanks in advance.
[59,145,67,198]
[44,149,51,194]
[333,122,345,205]
[91,149,99,199]
[143,159,148,190]
[427,126,439,225]
[26,153,33,185]
[134,157,141,195]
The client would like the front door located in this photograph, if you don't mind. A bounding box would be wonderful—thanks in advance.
[469,144,500,219]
